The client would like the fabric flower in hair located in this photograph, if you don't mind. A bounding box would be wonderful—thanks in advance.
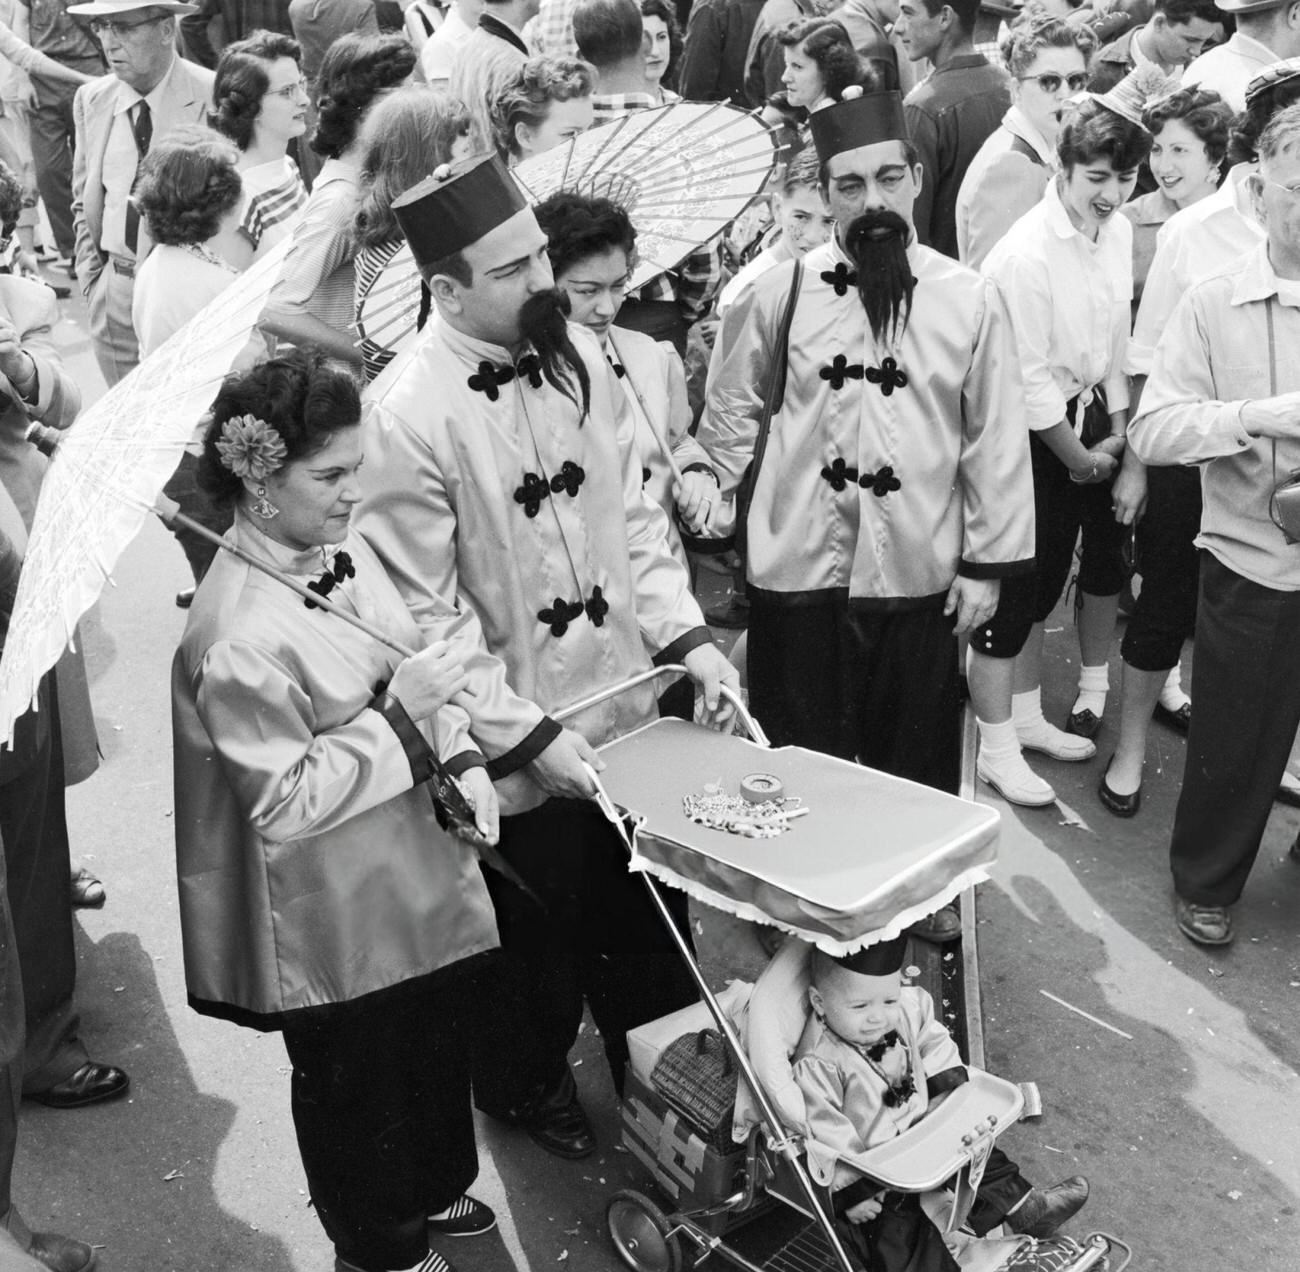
[215,414,288,482]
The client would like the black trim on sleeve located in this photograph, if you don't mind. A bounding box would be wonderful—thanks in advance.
[957,557,1037,581]
[485,715,563,781]
[654,625,714,666]
[371,690,426,785]
[679,528,735,555]
[926,1065,969,1098]
[445,750,487,778]
[680,461,719,483]
[830,1174,881,1216]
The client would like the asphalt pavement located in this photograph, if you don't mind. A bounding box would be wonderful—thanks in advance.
[14,286,1300,1272]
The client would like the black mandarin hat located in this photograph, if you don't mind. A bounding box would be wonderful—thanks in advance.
[393,153,528,270]
[809,87,910,165]
[835,932,908,976]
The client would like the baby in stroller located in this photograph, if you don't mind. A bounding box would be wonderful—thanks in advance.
[793,934,1089,1272]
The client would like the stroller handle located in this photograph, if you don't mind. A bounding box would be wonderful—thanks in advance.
[553,663,769,747]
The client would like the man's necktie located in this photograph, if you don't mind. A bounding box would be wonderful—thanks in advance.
[125,100,152,255]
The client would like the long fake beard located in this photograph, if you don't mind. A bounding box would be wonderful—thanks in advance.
[843,210,916,346]
[518,289,591,421]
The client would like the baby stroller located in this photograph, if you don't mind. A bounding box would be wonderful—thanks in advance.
[556,666,1132,1272]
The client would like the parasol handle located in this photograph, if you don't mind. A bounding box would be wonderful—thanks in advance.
[25,421,61,458]
[152,493,419,660]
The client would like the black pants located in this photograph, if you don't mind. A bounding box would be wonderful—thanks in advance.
[282,977,479,1272]
[1170,554,1300,907]
[1120,465,1201,672]
[470,798,697,1116]
[162,452,233,584]
[747,598,961,795]
[835,1147,1030,1272]
[0,679,86,1092]
[971,432,1126,660]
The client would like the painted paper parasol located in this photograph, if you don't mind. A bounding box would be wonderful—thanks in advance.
[353,100,780,366]
[0,240,292,748]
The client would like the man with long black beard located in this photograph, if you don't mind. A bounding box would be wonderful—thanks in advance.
[356,154,738,1160]
[699,90,1034,935]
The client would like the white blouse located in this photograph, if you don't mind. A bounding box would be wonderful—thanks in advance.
[982,176,1133,432]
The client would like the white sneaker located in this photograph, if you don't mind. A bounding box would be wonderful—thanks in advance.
[977,751,1057,807]
[1015,719,1097,762]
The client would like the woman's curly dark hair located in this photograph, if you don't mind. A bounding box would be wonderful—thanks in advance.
[640,0,683,90]
[776,18,864,102]
[310,32,417,159]
[197,350,363,507]
[490,55,595,159]
[1142,86,1233,169]
[1058,96,1152,174]
[534,190,637,280]
[1228,74,1300,167]
[209,30,303,152]
[355,87,473,249]
[135,125,243,247]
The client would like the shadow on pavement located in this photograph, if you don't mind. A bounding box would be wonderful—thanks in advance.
[17,928,297,1272]
[982,815,1300,1272]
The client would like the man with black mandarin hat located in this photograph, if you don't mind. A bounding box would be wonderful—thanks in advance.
[356,154,738,1159]
[794,934,1089,1269]
[697,87,1034,897]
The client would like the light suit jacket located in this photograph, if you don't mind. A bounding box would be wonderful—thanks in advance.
[0,274,80,532]
[70,56,215,292]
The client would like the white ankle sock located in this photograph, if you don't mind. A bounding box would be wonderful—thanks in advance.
[1072,664,1109,717]
[1159,666,1190,712]
[1011,688,1046,730]
[976,716,1019,758]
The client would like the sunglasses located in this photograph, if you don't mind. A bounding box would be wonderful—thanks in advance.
[1018,72,1089,94]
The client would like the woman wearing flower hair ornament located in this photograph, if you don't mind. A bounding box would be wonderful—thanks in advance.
[171,350,509,1272]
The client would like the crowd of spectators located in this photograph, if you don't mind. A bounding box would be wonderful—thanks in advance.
[1,0,1299,1265]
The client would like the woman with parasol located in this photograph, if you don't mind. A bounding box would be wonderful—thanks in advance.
[172,350,503,1272]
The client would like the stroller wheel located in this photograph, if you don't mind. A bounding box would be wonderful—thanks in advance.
[606,1189,683,1272]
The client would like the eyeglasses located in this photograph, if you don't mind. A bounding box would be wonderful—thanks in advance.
[266,76,308,100]
[1018,72,1089,94]
[89,14,165,37]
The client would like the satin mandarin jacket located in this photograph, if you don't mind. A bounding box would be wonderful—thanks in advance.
[173,516,498,1029]
[699,238,1035,606]
[359,317,712,816]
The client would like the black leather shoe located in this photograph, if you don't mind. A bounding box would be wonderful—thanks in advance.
[1153,701,1191,734]
[1175,896,1233,946]
[1006,1176,1090,1239]
[28,1061,129,1109]
[518,1070,596,1159]
[907,901,961,944]
[26,1230,96,1272]
[1066,708,1102,740]
[1098,757,1141,818]
[176,586,195,609]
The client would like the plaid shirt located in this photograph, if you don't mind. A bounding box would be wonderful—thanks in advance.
[526,0,578,55]
[590,93,722,324]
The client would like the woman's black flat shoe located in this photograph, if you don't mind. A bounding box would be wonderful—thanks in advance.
[1153,702,1191,734]
[1098,758,1141,818]
[1067,708,1102,740]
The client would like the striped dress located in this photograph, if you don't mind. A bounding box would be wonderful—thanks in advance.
[240,155,309,256]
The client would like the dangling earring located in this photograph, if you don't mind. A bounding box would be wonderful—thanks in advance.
[252,485,279,519]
